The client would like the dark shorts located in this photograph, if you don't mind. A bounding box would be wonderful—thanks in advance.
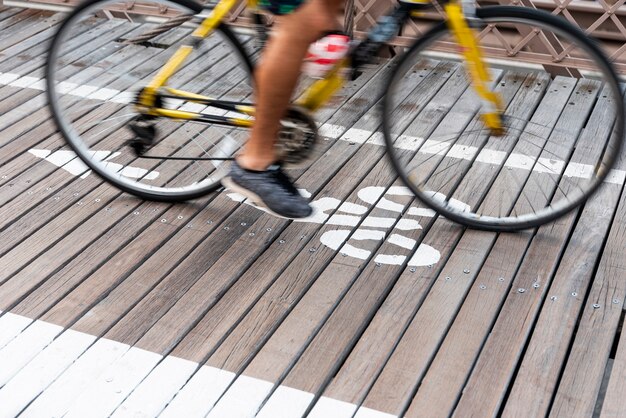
[258,0,305,15]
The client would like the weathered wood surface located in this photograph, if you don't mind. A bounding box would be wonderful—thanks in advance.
[0,7,625,418]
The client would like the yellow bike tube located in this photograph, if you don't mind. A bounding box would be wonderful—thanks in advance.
[139,0,239,107]
[445,2,504,133]
[296,58,349,112]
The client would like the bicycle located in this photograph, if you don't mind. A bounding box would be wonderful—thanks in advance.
[46,0,624,231]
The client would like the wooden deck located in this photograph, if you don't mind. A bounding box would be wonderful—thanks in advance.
[1,6,626,418]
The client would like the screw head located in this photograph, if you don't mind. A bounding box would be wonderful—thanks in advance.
[550,296,557,301]
[533,283,540,288]
[410,267,416,273]
[133,211,139,215]
[571,292,578,297]
[463,269,470,274]
[613,299,621,304]
[309,248,316,252]
[592,303,601,309]
[224,226,229,230]
[479,285,486,290]
[177,215,183,220]
[207,220,213,224]
[266,228,272,232]
[249,232,255,236]
[498,277,505,282]
[375,262,381,267]
[445,276,451,281]
[241,222,247,226]
[95,198,101,202]
[161,219,167,223]
[518,288,526,293]
[279,239,285,244]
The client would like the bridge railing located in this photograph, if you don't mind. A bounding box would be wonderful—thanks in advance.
[12,0,626,73]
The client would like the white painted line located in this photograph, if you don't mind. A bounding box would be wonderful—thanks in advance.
[308,396,358,418]
[159,366,235,418]
[4,72,624,186]
[0,319,62,386]
[110,356,198,418]
[205,374,274,418]
[21,338,129,418]
[354,406,398,418]
[0,311,33,350]
[0,330,95,418]
[256,385,314,418]
[0,311,397,418]
[63,347,162,418]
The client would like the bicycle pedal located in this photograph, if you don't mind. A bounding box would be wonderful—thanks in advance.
[127,122,156,155]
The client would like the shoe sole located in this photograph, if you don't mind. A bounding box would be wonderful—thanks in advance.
[221,176,310,220]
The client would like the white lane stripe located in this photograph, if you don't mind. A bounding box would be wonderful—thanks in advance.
[354,406,398,418]
[0,310,396,417]
[308,396,358,418]
[0,319,62,386]
[4,71,625,186]
[0,311,34,350]
[0,330,95,418]
[205,374,273,418]
[159,366,235,418]
[21,338,129,418]
[63,347,162,418]
[256,385,314,418]
[110,356,197,418]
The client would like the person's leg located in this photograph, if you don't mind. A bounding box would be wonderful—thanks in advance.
[238,0,343,170]
[223,0,344,219]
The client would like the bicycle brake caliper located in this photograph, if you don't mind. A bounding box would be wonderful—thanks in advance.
[446,1,505,135]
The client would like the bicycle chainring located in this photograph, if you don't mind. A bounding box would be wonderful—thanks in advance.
[276,106,319,166]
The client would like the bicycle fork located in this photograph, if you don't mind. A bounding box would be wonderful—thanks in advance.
[445,0,505,135]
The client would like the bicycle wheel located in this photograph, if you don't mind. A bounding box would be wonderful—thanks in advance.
[383,6,624,231]
[46,0,254,201]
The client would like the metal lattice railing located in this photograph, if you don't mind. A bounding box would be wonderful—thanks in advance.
[15,0,626,73]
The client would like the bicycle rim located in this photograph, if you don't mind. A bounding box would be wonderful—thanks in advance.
[46,0,254,202]
[383,7,624,231]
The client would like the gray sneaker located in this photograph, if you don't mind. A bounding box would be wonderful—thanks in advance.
[222,161,313,219]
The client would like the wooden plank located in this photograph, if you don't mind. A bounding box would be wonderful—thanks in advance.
[69,60,448,416]
[0,11,63,55]
[356,76,599,417]
[197,65,514,418]
[447,79,611,418]
[94,59,392,350]
[548,183,626,416]
[602,313,626,417]
[136,64,442,372]
[287,70,536,414]
[393,76,577,417]
[14,57,382,416]
[0,9,45,38]
[0,35,250,311]
[245,69,532,418]
[0,29,230,251]
[0,328,96,418]
[499,98,626,417]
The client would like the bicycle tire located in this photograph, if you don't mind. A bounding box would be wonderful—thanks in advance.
[382,6,624,232]
[46,0,254,202]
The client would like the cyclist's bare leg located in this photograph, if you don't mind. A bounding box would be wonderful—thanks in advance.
[237,0,343,170]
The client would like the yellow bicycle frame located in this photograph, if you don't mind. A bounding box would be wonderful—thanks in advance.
[445,2,504,133]
[136,0,502,133]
